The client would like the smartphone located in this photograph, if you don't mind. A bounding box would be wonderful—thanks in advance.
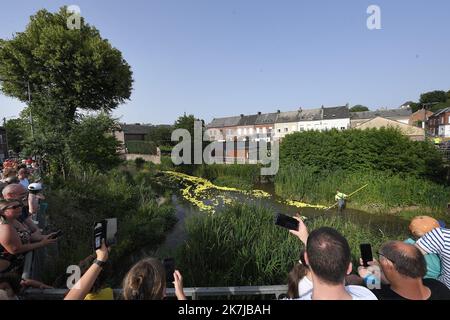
[274,213,299,231]
[163,258,175,283]
[104,218,117,247]
[360,243,373,267]
[93,218,118,250]
[49,230,63,240]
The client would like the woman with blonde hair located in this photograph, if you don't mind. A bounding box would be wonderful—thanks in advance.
[122,258,186,300]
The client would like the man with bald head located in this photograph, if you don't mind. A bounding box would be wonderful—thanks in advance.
[358,241,450,300]
[2,184,43,241]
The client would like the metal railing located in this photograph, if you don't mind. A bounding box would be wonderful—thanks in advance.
[22,285,288,300]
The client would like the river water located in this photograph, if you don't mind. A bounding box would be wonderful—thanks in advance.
[153,181,410,255]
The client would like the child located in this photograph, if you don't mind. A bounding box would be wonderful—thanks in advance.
[287,249,313,299]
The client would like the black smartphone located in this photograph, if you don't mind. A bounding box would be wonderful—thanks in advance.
[49,230,63,239]
[93,218,118,250]
[274,213,299,231]
[360,243,373,267]
[93,222,104,250]
[163,258,175,283]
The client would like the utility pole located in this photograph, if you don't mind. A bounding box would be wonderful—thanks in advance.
[2,117,8,160]
[27,80,35,139]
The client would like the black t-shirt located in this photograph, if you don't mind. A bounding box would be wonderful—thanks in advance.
[372,278,450,300]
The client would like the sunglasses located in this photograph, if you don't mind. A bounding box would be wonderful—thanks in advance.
[376,251,395,264]
[6,204,23,210]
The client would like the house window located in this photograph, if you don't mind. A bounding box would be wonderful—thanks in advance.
[300,127,305,132]
[441,117,444,125]
[277,129,281,133]
[284,128,289,132]
[268,128,272,133]
[249,128,253,134]
[292,125,296,131]
[341,127,346,130]
[262,127,267,134]
[256,128,260,134]
[238,129,242,135]
[244,128,247,135]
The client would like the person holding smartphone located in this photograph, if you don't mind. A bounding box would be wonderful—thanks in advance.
[64,240,110,300]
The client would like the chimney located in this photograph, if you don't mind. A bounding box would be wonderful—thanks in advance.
[277,110,280,113]
[240,114,244,117]
[258,111,262,115]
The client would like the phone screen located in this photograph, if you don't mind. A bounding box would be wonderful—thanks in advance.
[275,213,299,231]
[163,258,175,283]
[360,243,373,267]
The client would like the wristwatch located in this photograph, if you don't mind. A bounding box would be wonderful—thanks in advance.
[93,259,106,268]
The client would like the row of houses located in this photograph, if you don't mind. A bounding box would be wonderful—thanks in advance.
[206,106,417,142]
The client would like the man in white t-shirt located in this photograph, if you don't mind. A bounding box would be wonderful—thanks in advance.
[289,217,377,300]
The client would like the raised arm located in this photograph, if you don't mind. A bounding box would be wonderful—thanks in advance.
[64,242,109,300]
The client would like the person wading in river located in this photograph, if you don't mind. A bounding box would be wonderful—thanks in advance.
[335,190,348,214]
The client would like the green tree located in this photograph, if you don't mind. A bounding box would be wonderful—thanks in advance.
[350,105,369,112]
[420,91,447,105]
[4,118,28,154]
[66,114,123,172]
[174,114,204,137]
[0,7,133,125]
[146,125,174,147]
[0,7,133,173]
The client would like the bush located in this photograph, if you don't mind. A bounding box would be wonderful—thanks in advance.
[126,141,157,155]
[280,128,446,182]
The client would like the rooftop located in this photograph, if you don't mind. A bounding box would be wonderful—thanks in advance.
[350,108,412,120]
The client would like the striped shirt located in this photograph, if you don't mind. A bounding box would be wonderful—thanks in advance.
[416,228,450,289]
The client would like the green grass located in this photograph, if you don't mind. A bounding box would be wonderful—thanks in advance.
[275,164,450,214]
[176,204,405,288]
[192,164,261,190]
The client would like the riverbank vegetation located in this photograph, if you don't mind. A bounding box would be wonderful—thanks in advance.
[176,204,406,287]
[276,128,450,218]
[41,167,177,286]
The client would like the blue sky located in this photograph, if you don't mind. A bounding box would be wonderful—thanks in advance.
[1,0,450,125]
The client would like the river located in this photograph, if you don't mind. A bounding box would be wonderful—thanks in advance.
[151,179,410,256]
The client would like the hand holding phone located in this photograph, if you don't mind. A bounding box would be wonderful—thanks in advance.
[163,258,175,283]
[274,213,299,231]
[360,243,373,267]
[49,230,63,240]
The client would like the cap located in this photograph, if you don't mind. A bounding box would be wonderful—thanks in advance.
[409,216,440,238]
